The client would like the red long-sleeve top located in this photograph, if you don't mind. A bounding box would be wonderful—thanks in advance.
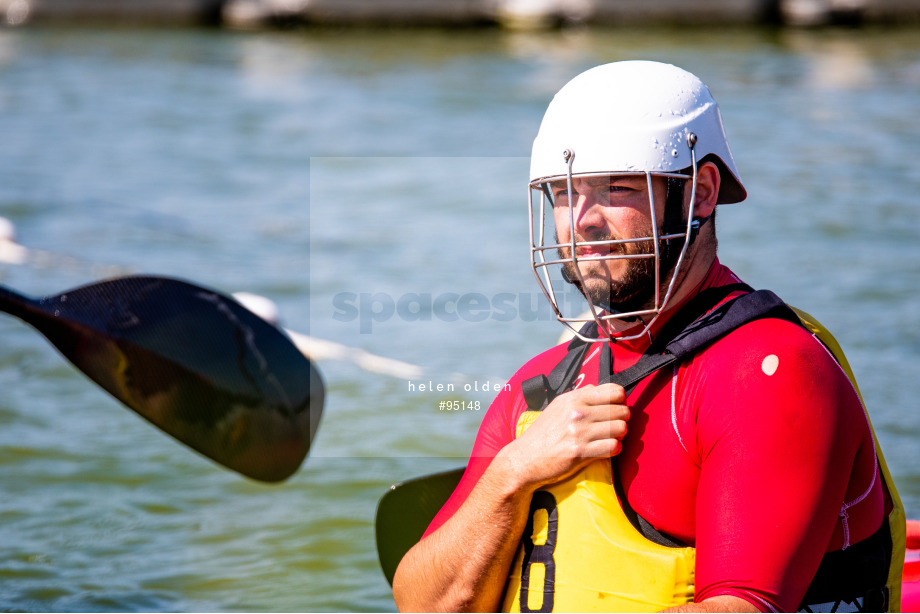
[425,260,884,613]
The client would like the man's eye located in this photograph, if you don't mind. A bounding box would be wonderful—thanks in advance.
[551,189,572,204]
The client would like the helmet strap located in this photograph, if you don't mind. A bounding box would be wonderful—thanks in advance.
[560,264,576,285]
[660,176,712,267]
[660,176,689,273]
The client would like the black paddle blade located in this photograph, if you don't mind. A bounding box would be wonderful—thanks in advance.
[0,275,323,482]
[375,467,464,585]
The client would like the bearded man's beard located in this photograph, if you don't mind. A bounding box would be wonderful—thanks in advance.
[558,236,662,314]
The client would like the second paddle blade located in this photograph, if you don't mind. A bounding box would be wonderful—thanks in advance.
[375,467,464,585]
[32,275,323,482]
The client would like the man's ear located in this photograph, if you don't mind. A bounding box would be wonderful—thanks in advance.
[691,161,720,218]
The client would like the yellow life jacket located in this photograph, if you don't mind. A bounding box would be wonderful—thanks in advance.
[502,410,695,613]
[501,301,905,613]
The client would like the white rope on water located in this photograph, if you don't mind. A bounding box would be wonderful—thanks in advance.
[0,216,28,265]
[231,291,426,380]
[0,216,129,276]
[0,215,482,382]
[229,293,490,384]
[286,330,425,380]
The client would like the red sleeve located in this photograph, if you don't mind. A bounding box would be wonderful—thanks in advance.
[684,318,882,612]
[422,385,517,537]
[423,343,571,538]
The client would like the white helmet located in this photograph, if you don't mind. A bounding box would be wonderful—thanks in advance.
[528,60,745,342]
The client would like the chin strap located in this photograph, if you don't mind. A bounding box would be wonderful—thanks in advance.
[661,176,689,269]
[661,176,711,272]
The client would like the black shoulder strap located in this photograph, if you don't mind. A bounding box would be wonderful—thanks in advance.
[522,284,799,411]
[522,320,597,411]
[519,285,808,551]
[605,288,799,395]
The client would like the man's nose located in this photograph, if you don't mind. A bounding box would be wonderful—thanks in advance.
[572,190,605,235]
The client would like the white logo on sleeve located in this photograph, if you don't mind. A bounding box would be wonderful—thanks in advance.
[762,354,780,376]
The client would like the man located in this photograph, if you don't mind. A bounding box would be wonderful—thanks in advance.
[392,61,902,613]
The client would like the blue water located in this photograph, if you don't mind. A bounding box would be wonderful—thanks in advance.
[0,24,918,612]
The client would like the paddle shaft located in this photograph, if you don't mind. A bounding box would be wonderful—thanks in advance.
[0,284,40,323]
[0,285,85,363]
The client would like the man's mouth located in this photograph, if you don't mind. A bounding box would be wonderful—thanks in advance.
[573,242,623,258]
[575,246,608,257]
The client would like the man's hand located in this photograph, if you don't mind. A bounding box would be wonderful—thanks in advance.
[498,382,631,492]
[392,382,630,613]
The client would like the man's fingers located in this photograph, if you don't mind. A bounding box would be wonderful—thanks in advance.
[583,438,624,459]
[584,416,628,441]
[578,382,627,405]
[551,384,630,423]
[589,403,630,423]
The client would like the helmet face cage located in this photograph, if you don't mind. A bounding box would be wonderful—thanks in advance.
[529,141,700,343]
